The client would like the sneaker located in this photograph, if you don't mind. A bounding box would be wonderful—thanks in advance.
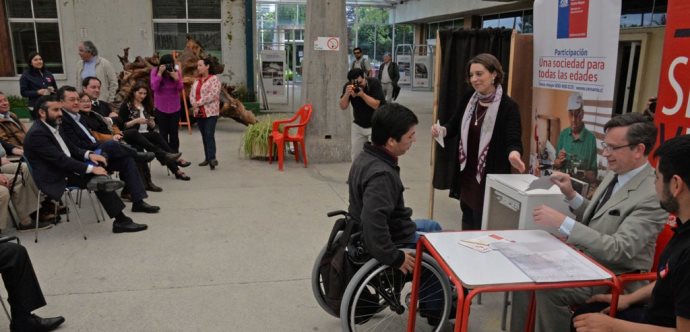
[17,221,53,232]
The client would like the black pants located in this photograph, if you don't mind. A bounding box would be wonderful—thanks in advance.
[0,243,46,318]
[571,302,648,331]
[155,110,181,153]
[122,129,179,173]
[460,202,483,231]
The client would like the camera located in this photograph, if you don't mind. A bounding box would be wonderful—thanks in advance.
[165,63,175,72]
[351,81,361,94]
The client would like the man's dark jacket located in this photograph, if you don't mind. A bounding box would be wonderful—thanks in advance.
[377,61,400,85]
[348,143,416,268]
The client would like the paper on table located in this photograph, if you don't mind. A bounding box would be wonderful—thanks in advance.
[458,234,514,253]
[527,176,555,191]
[493,242,606,282]
[434,120,445,148]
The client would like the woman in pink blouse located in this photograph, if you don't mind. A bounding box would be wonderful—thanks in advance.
[190,57,221,170]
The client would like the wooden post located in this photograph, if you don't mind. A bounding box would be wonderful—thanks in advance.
[172,50,193,135]
[428,30,442,219]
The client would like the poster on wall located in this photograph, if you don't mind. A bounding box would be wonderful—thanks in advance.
[412,55,430,88]
[397,54,412,85]
[654,0,690,150]
[530,0,621,196]
[260,50,286,96]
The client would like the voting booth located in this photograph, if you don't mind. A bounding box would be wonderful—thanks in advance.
[481,174,573,232]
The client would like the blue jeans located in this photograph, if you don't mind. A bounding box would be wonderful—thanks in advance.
[197,116,217,161]
[411,219,443,245]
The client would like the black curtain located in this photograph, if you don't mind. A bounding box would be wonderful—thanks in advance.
[433,28,513,193]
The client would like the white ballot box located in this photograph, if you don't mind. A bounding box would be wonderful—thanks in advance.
[481,174,573,232]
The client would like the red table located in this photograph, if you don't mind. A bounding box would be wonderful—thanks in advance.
[406,230,621,331]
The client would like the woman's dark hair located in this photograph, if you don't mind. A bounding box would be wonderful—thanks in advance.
[371,103,419,146]
[125,80,154,112]
[159,54,174,65]
[603,112,657,156]
[466,53,504,87]
[199,56,219,75]
[26,52,43,70]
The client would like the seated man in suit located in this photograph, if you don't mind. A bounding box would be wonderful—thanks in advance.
[0,139,55,231]
[530,112,668,331]
[81,76,119,120]
[56,86,159,214]
[24,95,147,233]
[0,91,28,147]
[0,241,65,331]
[571,134,690,331]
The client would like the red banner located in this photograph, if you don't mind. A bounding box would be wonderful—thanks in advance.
[655,0,690,153]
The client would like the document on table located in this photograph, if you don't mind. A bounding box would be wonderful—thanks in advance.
[526,176,555,191]
[458,234,514,253]
[493,242,607,282]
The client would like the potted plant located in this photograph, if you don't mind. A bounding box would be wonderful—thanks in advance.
[7,95,31,119]
[240,114,285,159]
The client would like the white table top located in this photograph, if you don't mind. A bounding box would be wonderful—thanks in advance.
[423,230,612,288]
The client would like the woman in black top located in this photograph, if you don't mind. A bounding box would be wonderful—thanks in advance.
[119,81,191,181]
[19,52,58,108]
[431,53,525,230]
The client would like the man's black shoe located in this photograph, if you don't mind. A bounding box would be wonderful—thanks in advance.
[86,176,124,192]
[145,182,163,192]
[113,215,148,233]
[132,201,160,213]
[135,152,155,163]
[10,314,65,332]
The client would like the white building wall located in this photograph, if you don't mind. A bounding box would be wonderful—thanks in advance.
[0,0,247,96]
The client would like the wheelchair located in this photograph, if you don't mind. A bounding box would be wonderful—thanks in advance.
[312,210,454,331]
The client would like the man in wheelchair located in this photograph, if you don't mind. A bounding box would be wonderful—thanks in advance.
[347,103,444,323]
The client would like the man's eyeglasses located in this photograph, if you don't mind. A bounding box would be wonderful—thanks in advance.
[601,142,636,153]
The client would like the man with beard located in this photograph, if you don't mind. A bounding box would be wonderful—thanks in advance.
[572,134,690,331]
[530,112,667,331]
[24,95,148,233]
[554,92,598,182]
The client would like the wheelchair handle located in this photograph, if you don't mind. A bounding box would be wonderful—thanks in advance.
[326,210,348,218]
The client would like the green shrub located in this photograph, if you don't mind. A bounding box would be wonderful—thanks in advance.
[240,115,286,159]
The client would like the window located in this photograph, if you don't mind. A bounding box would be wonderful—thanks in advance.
[482,10,533,33]
[152,0,222,59]
[5,0,64,75]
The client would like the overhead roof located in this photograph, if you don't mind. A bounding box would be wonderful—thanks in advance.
[256,0,399,8]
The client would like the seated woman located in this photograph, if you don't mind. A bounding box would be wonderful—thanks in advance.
[78,92,163,192]
[118,82,191,181]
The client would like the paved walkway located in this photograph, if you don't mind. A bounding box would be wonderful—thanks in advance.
[4,88,509,331]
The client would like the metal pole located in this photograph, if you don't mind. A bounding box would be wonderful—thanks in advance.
[291,29,297,111]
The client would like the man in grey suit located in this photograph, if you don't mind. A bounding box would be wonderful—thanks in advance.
[530,112,667,331]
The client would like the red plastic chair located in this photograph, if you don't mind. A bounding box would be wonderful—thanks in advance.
[267,104,313,171]
[610,216,675,315]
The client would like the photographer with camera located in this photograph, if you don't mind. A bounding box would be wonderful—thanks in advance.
[151,54,185,155]
[339,68,386,161]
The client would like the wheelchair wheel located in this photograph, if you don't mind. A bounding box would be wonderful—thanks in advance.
[311,232,341,317]
[340,252,452,331]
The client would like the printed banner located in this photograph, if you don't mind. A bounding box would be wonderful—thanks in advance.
[531,0,621,196]
[260,50,286,96]
[413,55,430,88]
[654,0,690,148]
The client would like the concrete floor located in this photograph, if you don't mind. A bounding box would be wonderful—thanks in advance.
[4,88,511,331]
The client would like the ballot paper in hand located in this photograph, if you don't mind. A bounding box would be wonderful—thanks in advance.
[434,120,445,148]
[527,176,555,191]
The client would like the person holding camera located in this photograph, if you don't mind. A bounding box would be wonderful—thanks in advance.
[339,68,386,161]
[151,54,186,155]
